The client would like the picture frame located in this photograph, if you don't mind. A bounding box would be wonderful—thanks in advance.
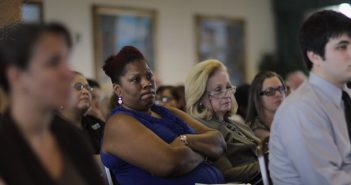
[195,15,246,85]
[93,5,156,85]
[22,1,44,23]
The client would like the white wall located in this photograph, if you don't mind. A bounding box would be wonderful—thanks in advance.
[44,0,276,85]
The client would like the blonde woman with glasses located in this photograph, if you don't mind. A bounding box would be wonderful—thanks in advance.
[185,59,262,184]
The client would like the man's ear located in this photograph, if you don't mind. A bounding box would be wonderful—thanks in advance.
[113,83,122,96]
[307,51,323,67]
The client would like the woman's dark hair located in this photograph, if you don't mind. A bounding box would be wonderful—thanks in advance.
[235,83,250,119]
[0,22,72,93]
[246,71,286,124]
[174,85,186,111]
[103,46,146,84]
[299,10,351,70]
[156,85,180,100]
[87,78,101,89]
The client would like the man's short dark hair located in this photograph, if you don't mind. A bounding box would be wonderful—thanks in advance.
[299,10,351,71]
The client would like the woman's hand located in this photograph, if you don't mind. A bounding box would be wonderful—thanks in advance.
[167,107,226,160]
[253,129,270,140]
[170,136,185,147]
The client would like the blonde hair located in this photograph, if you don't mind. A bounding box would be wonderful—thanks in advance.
[185,59,237,120]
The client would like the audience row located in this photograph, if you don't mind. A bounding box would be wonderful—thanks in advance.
[0,9,351,185]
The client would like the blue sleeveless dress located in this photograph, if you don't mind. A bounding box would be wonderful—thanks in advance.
[100,105,224,185]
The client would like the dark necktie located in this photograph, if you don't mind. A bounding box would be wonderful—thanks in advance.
[342,90,351,142]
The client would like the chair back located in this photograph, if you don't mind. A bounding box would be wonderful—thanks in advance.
[94,155,119,185]
[256,136,272,185]
[104,167,115,185]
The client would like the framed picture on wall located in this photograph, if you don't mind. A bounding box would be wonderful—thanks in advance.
[93,6,156,86]
[196,15,246,85]
[22,1,43,23]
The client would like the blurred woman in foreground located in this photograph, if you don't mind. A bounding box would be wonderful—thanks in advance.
[0,23,105,185]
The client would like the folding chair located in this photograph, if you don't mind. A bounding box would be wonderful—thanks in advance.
[256,136,272,185]
[104,167,115,185]
[94,155,119,185]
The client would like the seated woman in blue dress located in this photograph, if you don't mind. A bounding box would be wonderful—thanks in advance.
[100,46,226,185]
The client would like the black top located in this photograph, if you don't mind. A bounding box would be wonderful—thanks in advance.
[82,115,105,154]
[57,155,86,185]
[0,111,106,185]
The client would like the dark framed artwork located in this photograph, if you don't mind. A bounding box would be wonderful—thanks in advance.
[196,15,246,85]
[93,5,156,85]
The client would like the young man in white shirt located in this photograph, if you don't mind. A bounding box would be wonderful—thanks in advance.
[269,10,351,185]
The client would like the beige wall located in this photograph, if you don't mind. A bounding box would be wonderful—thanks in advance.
[44,0,276,85]
[0,0,21,27]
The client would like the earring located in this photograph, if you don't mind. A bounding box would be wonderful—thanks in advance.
[198,102,205,110]
[117,96,123,105]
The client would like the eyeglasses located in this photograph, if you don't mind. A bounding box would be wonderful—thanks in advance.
[208,86,236,98]
[155,96,174,105]
[72,82,93,92]
[259,86,286,96]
